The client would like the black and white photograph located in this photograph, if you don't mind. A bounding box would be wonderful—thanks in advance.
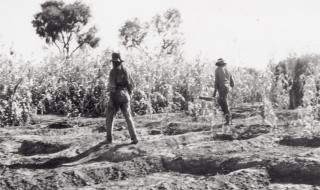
[1,0,320,189]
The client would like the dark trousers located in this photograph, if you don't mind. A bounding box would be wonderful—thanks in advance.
[105,98,137,142]
[217,85,230,116]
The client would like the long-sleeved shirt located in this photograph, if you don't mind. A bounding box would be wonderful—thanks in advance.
[108,65,134,94]
[215,66,234,89]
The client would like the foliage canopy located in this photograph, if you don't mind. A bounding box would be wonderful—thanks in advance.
[32,0,100,58]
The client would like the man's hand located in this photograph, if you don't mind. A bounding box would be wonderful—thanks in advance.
[213,89,217,97]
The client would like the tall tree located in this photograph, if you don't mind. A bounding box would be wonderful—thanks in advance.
[151,9,184,55]
[32,0,100,58]
[119,9,184,56]
[119,18,148,49]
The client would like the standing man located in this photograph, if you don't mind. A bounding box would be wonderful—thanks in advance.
[105,52,138,144]
[213,58,234,125]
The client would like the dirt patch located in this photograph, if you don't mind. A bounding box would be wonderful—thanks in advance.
[161,154,266,175]
[92,125,106,133]
[213,133,236,141]
[92,122,126,133]
[48,122,73,129]
[77,168,270,190]
[149,129,161,135]
[269,184,320,190]
[232,112,260,119]
[275,110,300,121]
[89,144,147,163]
[2,104,320,189]
[231,104,262,119]
[18,140,70,156]
[268,157,320,185]
[143,121,162,129]
[218,168,270,189]
[162,122,213,135]
[279,135,320,147]
[213,124,271,141]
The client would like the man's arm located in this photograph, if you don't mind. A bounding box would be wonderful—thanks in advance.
[127,70,135,95]
[107,70,116,93]
[230,74,235,88]
[213,89,217,97]
[213,69,218,97]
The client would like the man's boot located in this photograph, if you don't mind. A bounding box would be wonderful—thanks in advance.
[224,114,230,125]
[131,138,138,144]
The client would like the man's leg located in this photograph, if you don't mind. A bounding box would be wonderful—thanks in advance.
[120,103,138,144]
[105,100,118,143]
[218,89,231,125]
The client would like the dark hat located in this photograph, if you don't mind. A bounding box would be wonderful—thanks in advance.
[216,58,226,66]
[111,52,124,63]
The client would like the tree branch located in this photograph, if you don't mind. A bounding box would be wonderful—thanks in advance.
[61,32,66,45]
[69,40,87,57]
[66,33,72,46]
[65,32,73,55]
[60,32,67,56]
[53,41,62,54]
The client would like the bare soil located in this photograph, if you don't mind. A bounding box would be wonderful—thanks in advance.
[1,104,320,189]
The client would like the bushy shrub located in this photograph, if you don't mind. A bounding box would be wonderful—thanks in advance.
[186,100,217,122]
[131,89,151,115]
[3,41,320,128]
[172,92,186,111]
[150,92,168,113]
[0,54,36,126]
[0,83,34,126]
[273,54,320,109]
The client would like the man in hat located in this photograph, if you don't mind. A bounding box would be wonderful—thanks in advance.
[105,52,138,144]
[213,58,234,125]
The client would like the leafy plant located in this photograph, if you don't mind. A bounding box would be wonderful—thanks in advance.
[32,0,100,58]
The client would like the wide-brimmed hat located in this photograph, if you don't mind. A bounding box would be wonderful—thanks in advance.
[111,52,124,63]
[216,58,226,66]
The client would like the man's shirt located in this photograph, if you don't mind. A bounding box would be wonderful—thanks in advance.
[215,66,234,89]
[108,65,134,93]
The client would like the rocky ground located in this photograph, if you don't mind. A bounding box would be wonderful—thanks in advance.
[1,104,320,189]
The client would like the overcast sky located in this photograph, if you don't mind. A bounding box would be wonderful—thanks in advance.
[0,0,320,69]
